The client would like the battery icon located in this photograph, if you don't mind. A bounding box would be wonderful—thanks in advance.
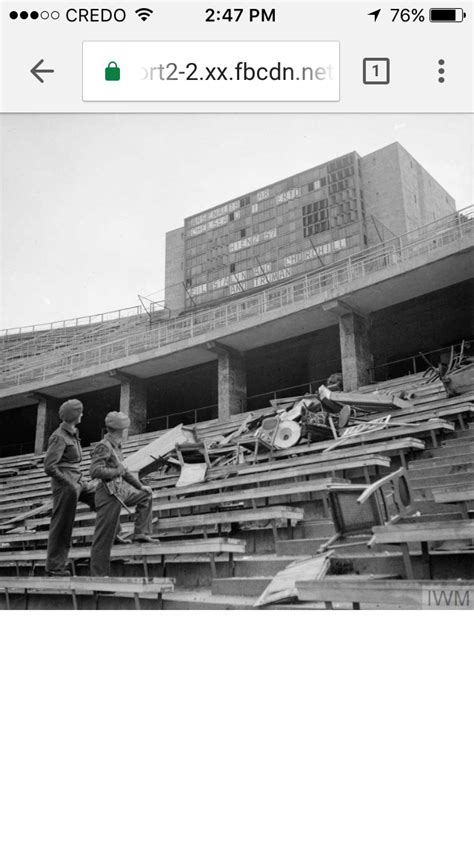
[429,8,466,20]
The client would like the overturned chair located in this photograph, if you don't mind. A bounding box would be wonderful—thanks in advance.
[255,469,415,608]
[322,467,416,576]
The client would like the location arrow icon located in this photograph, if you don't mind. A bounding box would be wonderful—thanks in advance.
[368,9,381,21]
[31,59,55,83]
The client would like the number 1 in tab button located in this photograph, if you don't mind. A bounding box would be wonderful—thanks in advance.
[363,58,390,84]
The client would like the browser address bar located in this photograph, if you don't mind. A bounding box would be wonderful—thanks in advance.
[82,41,340,101]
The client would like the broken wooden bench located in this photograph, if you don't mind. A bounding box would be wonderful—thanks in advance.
[0,419,451,512]
[209,438,425,476]
[0,537,246,578]
[295,578,474,610]
[432,487,474,519]
[369,520,474,579]
[0,575,175,610]
[0,468,19,479]
[0,464,406,539]
[0,506,304,551]
[0,448,390,511]
[0,415,451,509]
[0,435,440,528]
[370,398,473,429]
[0,476,369,546]
[150,455,390,504]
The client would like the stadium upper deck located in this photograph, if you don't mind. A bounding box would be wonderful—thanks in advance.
[0,207,472,457]
[1,205,472,385]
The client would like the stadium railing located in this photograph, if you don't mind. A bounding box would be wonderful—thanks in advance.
[1,206,472,390]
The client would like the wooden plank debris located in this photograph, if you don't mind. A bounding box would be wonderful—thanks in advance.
[254,553,332,608]
[319,385,413,412]
[123,424,198,475]
[0,501,53,532]
[0,576,174,595]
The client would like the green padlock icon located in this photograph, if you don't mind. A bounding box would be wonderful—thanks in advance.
[105,61,120,81]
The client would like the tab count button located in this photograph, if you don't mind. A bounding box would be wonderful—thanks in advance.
[363,58,390,84]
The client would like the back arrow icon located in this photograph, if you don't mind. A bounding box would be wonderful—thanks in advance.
[31,59,55,83]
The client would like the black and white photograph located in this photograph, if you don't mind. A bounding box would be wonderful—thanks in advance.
[1,4,473,839]
[1,112,473,611]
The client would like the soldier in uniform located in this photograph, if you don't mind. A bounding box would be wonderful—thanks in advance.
[89,411,157,577]
[44,399,96,576]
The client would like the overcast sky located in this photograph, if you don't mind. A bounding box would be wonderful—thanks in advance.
[1,113,472,329]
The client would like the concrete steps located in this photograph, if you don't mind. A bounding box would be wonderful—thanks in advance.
[276,537,328,556]
[162,589,257,610]
[434,447,474,460]
[411,483,474,501]
[417,511,464,522]
[410,473,474,491]
[447,428,474,439]
[330,549,474,580]
[160,589,348,609]
[212,577,271,597]
[276,518,334,551]
[414,487,471,503]
[330,550,429,578]
[438,437,474,451]
[299,519,334,539]
[410,449,474,464]
[412,499,466,514]
[234,554,307,577]
[408,463,474,480]
[419,450,474,465]
[211,573,401,599]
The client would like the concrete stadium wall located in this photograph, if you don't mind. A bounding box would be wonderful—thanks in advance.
[360,142,456,242]
[371,279,473,377]
[164,226,185,313]
[147,361,218,429]
[0,404,38,457]
[1,279,471,456]
[246,325,340,408]
[74,385,121,445]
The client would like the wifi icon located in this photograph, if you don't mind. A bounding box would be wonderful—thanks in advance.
[135,7,153,21]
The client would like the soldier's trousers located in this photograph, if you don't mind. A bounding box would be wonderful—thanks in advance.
[90,485,154,577]
[46,478,96,572]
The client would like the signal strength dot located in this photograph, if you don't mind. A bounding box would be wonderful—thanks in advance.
[135,7,153,21]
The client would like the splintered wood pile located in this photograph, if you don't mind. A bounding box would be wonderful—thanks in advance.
[123,424,198,475]
[254,554,332,608]
[421,340,474,397]
[120,384,418,487]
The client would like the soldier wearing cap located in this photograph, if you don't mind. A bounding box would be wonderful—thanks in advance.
[44,399,96,576]
[89,411,157,577]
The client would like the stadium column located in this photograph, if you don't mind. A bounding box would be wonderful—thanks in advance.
[338,310,372,390]
[33,395,59,454]
[214,344,247,420]
[118,375,147,438]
